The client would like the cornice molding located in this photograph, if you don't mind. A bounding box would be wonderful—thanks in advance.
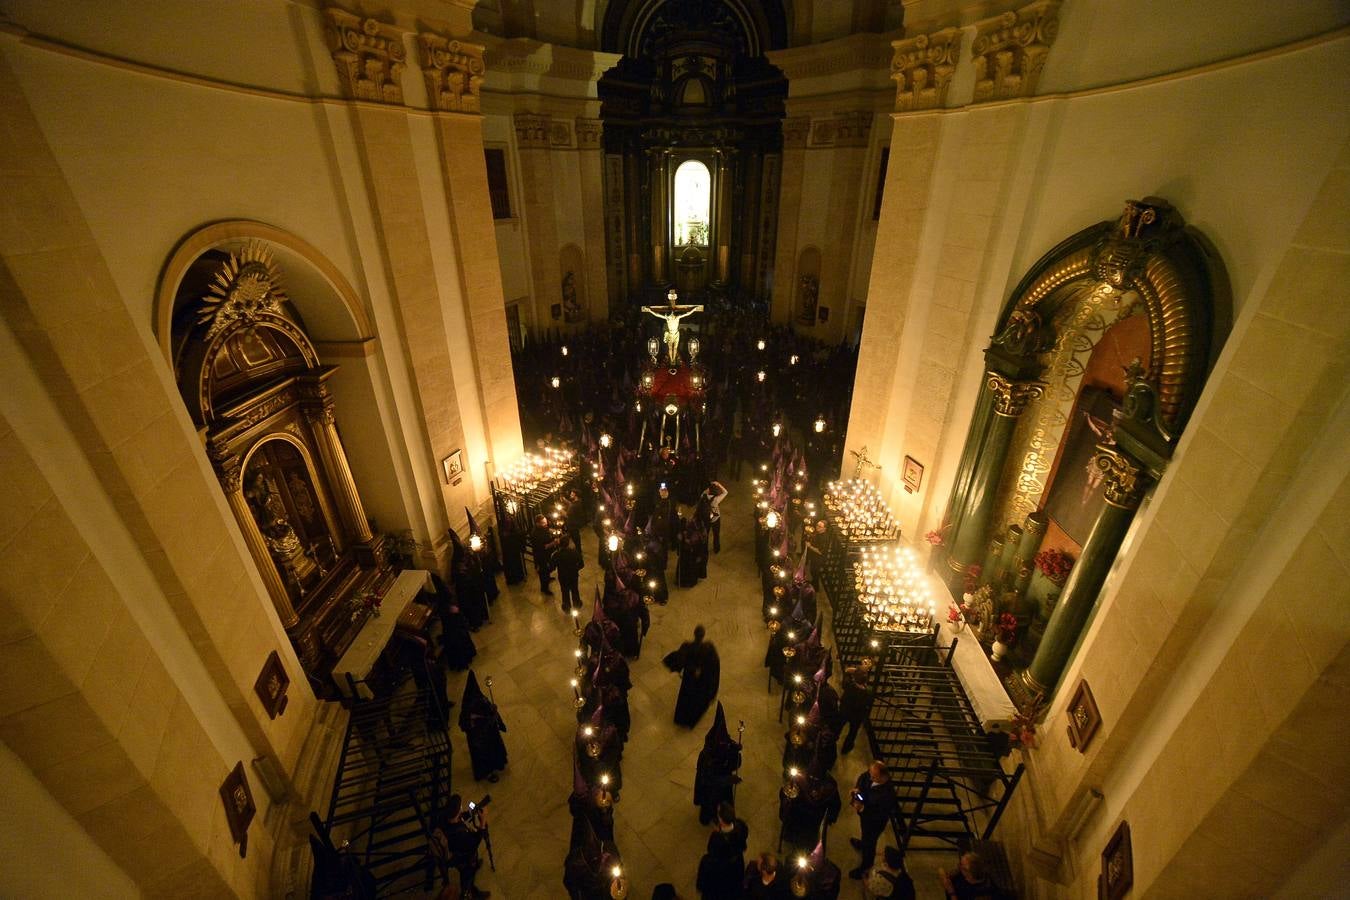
[890,27,961,111]
[322,8,406,105]
[768,30,899,81]
[970,0,1060,103]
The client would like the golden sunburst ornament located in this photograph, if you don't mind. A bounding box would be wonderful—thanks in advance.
[198,241,288,340]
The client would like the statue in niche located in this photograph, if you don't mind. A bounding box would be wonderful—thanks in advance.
[244,468,315,592]
[562,271,584,323]
[798,274,819,326]
[286,471,317,524]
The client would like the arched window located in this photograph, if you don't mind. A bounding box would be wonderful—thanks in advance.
[673,159,711,247]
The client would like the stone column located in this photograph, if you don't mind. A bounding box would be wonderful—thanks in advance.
[209,445,320,667]
[1017,446,1148,700]
[301,381,374,545]
[945,372,1044,591]
[649,149,670,283]
[713,149,734,285]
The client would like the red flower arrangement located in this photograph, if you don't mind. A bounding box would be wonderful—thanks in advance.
[995,613,1018,644]
[924,526,949,546]
[962,564,983,594]
[1008,711,1038,749]
[1034,548,1075,582]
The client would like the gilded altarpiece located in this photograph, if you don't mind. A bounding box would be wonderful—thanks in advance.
[172,243,386,683]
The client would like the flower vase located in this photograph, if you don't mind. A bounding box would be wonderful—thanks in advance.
[991,639,1009,661]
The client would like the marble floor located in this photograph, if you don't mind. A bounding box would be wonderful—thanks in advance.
[424,482,955,899]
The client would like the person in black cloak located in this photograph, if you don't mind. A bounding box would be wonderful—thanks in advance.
[694,702,743,825]
[583,590,621,660]
[465,508,499,605]
[568,758,615,851]
[798,838,842,900]
[575,708,623,800]
[813,654,840,733]
[582,646,632,740]
[695,801,750,900]
[765,604,808,686]
[779,764,841,855]
[428,572,477,671]
[563,828,611,900]
[449,529,490,631]
[664,624,721,728]
[613,583,650,659]
[498,513,527,585]
[458,671,507,782]
[676,512,709,588]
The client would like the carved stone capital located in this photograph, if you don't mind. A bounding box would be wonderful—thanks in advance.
[417,32,484,113]
[323,9,407,104]
[1092,446,1148,509]
[890,27,960,111]
[971,0,1060,103]
[782,116,810,149]
[987,372,1046,417]
[575,118,603,150]
[513,112,551,149]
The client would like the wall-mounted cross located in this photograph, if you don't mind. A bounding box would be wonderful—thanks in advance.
[850,445,881,481]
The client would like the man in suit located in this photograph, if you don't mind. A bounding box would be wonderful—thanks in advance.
[554,535,584,611]
[530,514,559,594]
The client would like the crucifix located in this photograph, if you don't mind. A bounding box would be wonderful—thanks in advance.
[850,445,881,481]
[641,289,703,366]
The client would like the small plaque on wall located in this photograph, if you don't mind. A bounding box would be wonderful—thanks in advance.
[442,450,464,485]
[253,650,289,720]
[1067,678,1102,752]
[1098,821,1132,900]
[220,761,256,858]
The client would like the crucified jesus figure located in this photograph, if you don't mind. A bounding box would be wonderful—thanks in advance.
[641,293,703,365]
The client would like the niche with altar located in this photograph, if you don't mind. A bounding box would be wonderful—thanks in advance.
[168,241,390,684]
[933,198,1229,707]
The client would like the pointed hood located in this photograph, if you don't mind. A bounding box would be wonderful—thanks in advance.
[465,507,481,537]
[778,531,790,559]
[589,703,606,726]
[791,595,806,621]
[808,837,827,870]
[702,702,733,752]
[458,670,489,731]
[805,624,821,650]
[794,548,808,582]
[806,700,822,726]
[573,756,589,798]
[592,586,606,623]
[814,652,830,684]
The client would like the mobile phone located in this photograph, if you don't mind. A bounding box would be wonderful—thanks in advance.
[467,801,476,811]
[852,791,864,803]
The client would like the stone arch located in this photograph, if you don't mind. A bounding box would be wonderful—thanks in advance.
[154,219,372,366]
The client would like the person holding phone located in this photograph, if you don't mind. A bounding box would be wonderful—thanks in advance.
[848,761,898,879]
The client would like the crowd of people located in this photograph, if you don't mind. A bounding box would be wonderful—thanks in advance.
[406,302,1011,899]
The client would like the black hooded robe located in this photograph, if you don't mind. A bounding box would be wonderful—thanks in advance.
[458,672,507,780]
[665,638,721,728]
[694,703,742,824]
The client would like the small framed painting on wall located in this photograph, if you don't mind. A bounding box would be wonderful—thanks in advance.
[902,455,923,493]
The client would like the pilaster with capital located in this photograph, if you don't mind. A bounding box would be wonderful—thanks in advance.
[418,32,485,113]
[970,0,1060,103]
[323,8,407,104]
[890,28,960,112]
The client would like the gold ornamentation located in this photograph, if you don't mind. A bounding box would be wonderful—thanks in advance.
[1092,446,1147,508]
[198,242,287,342]
[208,442,243,493]
[986,373,1046,417]
[890,28,960,111]
[417,33,484,113]
[970,0,1060,103]
[323,9,406,104]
